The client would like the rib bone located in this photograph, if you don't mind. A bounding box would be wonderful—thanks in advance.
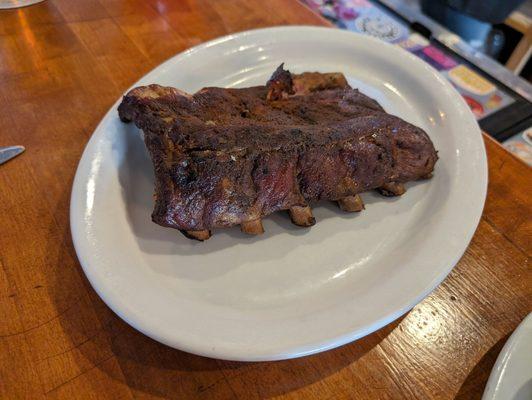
[338,195,365,212]
[289,206,316,227]
[181,230,212,241]
[241,219,264,235]
[378,182,406,197]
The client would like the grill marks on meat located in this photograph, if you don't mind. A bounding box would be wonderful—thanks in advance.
[118,64,438,240]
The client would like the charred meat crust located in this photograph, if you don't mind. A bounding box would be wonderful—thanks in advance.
[118,64,438,238]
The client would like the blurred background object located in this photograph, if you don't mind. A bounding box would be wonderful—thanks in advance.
[303,0,532,165]
[417,0,531,77]
[420,0,524,58]
[503,8,532,75]
[503,127,532,166]
[0,0,45,9]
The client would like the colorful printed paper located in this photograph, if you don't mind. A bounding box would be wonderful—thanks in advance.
[303,0,515,119]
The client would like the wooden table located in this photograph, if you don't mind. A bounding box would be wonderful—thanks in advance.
[1,1,530,398]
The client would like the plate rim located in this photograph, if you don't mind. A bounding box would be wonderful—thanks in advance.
[70,25,488,361]
[482,313,532,400]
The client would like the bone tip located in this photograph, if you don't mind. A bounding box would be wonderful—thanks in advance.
[378,182,406,197]
[241,219,265,235]
[181,230,212,241]
[289,206,316,227]
[338,195,364,212]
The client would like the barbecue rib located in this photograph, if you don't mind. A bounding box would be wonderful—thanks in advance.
[118,64,437,240]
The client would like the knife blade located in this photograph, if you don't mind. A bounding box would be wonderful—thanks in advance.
[0,146,25,165]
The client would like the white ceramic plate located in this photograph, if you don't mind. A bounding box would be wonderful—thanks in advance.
[71,26,487,361]
[0,0,45,10]
[482,314,532,400]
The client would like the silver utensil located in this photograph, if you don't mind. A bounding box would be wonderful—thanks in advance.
[0,146,25,165]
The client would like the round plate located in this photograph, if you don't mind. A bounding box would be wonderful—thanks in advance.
[0,0,45,10]
[71,26,487,361]
[482,313,532,400]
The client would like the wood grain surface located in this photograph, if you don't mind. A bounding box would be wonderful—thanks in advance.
[0,1,530,399]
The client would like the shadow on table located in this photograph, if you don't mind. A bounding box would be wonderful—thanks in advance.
[105,317,401,399]
[454,333,510,400]
[44,214,402,398]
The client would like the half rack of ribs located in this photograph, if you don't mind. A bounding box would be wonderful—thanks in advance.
[118,64,437,241]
